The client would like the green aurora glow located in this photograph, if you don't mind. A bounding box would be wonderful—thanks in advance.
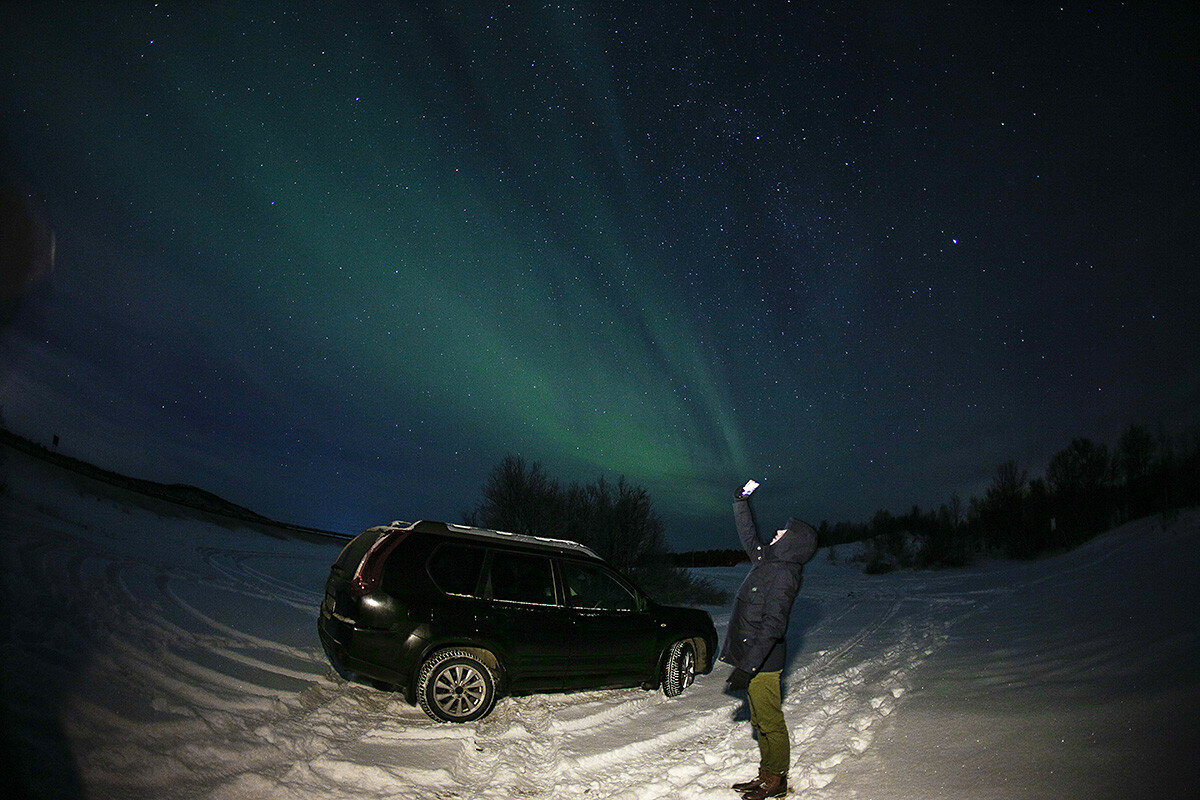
[4,2,1197,543]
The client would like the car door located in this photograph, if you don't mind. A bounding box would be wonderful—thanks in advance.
[559,559,658,687]
[478,549,574,689]
[425,541,490,641]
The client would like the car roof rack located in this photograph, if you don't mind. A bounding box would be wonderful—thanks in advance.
[371,519,600,559]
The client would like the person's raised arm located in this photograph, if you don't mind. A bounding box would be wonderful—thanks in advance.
[733,480,763,556]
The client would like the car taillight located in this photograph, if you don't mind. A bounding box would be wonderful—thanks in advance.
[350,529,410,598]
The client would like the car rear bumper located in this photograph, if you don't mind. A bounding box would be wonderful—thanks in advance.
[318,614,409,685]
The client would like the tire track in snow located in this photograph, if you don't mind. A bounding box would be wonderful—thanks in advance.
[1,499,351,798]
[197,545,324,610]
[783,610,942,795]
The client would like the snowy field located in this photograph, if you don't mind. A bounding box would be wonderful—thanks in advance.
[2,444,1198,800]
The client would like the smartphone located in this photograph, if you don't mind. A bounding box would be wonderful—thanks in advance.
[741,480,760,496]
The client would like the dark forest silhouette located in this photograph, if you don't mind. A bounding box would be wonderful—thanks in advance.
[827,423,1200,572]
[468,423,1199,583]
[464,454,729,604]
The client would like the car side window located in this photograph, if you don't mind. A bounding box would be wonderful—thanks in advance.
[428,543,486,597]
[561,561,638,611]
[487,551,556,605]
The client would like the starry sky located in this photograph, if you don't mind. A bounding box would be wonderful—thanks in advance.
[2,2,1197,549]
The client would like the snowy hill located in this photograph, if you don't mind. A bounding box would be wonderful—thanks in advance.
[2,442,1197,799]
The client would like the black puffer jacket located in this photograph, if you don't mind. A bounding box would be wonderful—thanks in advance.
[719,497,817,674]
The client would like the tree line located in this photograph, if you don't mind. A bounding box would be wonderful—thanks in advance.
[465,423,1197,591]
[827,423,1200,572]
[464,455,728,604]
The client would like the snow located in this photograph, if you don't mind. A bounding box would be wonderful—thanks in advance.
[3,444,1198,799]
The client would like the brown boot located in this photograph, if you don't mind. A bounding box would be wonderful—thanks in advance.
[731,768,767,791]
[742,771,786,800]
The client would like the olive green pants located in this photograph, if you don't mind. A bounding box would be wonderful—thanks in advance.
[746,670,788,775]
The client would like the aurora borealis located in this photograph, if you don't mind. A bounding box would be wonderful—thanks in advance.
[2,3,1197,547]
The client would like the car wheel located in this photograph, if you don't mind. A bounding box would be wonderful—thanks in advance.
[661,639,696,697]
[417,649,498,723]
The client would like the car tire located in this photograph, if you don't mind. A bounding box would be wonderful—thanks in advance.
[417,649,498,723]
[661,639,696,697]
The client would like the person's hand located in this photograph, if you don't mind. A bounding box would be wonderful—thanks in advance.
[735,479,760,500]
[726,667,752,691]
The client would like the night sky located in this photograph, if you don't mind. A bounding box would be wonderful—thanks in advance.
[2,2,1197,549]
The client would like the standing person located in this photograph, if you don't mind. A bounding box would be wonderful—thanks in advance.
[721,479,817,800]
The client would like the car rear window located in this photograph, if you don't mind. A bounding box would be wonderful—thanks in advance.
[428,543,486,596]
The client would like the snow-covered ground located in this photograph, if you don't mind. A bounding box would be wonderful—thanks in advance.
[3,444,1198,799]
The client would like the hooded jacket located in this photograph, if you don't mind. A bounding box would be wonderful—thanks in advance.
[719,497,817,674]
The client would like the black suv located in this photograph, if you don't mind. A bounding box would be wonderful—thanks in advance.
[318,520,717,722]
